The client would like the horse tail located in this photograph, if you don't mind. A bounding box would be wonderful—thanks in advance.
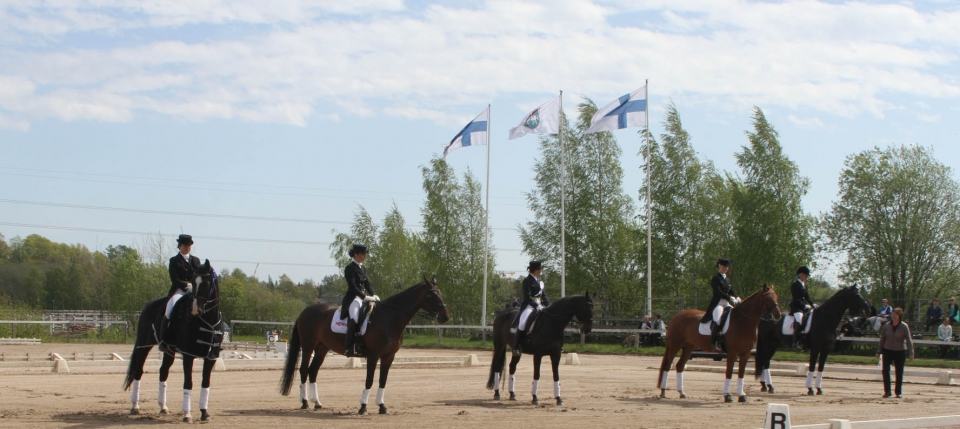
[280,323,301,396]
[124,299,162,390]
[486,314,507,390]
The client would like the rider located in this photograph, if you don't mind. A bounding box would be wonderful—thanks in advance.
[163,234,202,344]
[790,266,815,344]
[701,258,739,351]
[341,244,379,357]
[513,261,549,356]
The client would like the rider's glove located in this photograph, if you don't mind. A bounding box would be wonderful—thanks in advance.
[363,296,376,303]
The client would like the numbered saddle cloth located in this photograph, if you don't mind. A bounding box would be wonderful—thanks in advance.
[330,307,373,335]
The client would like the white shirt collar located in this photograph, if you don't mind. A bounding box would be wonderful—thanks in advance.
[353,259,364,268]
[721,273,727,279]
[181,253,190,261]
[532,274,541,283]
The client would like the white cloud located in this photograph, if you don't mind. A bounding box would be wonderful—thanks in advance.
[0,0,959,129]
[787,115,824,128]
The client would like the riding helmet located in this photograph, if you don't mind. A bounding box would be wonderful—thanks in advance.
[348,244,369,257]
[176,234,194,246]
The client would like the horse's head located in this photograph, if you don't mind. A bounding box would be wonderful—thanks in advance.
[756,284,781,320]
[421,276,449,324]
[194,259,219,312]
[841,284,872,317]
[575,292,594,335]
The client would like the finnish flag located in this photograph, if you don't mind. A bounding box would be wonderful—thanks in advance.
[443,107,489,157]
[585,86,647,134]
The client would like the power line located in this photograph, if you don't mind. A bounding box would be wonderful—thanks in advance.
[217,259,338,268]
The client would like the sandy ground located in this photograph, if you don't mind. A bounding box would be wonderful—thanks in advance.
[1,344,958,428]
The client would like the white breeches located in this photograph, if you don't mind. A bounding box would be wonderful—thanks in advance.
[348,297,363,323]
[166,290,186,318]
[712,299,731,323]
[519,305,540,331]
[793,312,804,325]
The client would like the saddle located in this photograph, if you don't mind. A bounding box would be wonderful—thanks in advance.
[511,306,541,335]
[698,306,732,336]
[331,302,375,336]
[782,308,814,336]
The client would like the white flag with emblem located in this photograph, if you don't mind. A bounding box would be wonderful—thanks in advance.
[585,86,647,134]
[509,96,560,140]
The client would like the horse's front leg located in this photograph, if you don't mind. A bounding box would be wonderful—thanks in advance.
[723,355,735,403]
[507,352,521,401]
[358,355,379,415]
[806,350,818,396]
[376,354,395,414]
[549,351,562,406]
[157,352,175,414]
[531,354,543,406]
[181,355,195,423]
[815,350,828,395]
[736,353,748,403]
[199,358,215,422]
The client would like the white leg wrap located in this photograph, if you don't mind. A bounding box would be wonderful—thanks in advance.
[805,371,814,388]
[130,379,140,407]
[660,371,669,389]
[763,369,773,386]
[158,381,167,409]
[676,372,684,392]
[492,372,501,390]
[531,379,539,396]
[299,383,307,402]
[199,387,210,410]
[509,374,516,393]
[182,389,192,415]
[360,388,370,405]
[723,378,731,395]
[553,381,560,398]
[736,378,745,396]
[376,387,385,405]
[311,382,320,404]
[816,371,823,389]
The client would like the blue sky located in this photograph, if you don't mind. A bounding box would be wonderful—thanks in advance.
[1,1,959,284]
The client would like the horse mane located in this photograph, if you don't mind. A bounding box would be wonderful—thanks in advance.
[542,294,587,314]
[818,286,853,311]
[381,281,431,306]
[739,285,776,306]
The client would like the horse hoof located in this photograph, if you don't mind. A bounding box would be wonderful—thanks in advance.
[378,404,387,415]
[182,415,193,423]
[760,383,768,392]
[767,386,775,394]
[807,388,814,396]
[532,395,539,406]
[200,410,210,422]
[493,391,501,401]
[129,407,140,416]
[738,396,747,403]
[659,389,666,399]
[816,388,823,396]
[556,397,563,406]
[300,400,309,410]
[679,392,686,399]
[724,394,732,403]
[509,392,516,401]
[358,404,367,415]
[314,403,323,410]
[159,408,169,415]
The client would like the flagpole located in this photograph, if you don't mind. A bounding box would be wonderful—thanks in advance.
[481,104,492,339]
[559,90,566,298]
[644,79,652,318]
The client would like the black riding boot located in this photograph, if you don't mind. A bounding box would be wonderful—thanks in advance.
[711,322,723,352]
[793,321,804,347]
[345,319,359,357]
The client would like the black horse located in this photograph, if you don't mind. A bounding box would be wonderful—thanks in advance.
[123,260,223,423]
[754,285,871,395]
[486,294,593,406]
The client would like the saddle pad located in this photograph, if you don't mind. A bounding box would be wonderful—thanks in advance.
[330,308,372,336]
[783,312,814,335]
[698,309,731,336]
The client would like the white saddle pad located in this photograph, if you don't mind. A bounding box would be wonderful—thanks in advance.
[782,312,814,336]
[330,308,372,336]
[698,311,731,336]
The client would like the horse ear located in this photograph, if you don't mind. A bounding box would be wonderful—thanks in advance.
[203,259,211,270]
[431,276,438,285]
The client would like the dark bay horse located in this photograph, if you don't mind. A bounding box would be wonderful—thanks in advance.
[486,294,593,406]
[754,285,871,395]
[280,279,448,415]
[123,260,223,423]
[657,285,780,403]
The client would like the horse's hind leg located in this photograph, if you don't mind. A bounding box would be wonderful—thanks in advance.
[199,358,215,422]
[507,353,521,400]
[127,346,152,415]
[657,345,679,398]
[181,355,195,423]
[549,350,562,406]
[806,350,817,395]
[674,347,692,399]
[815,351,828,395]
[157,352,175,414]
[531,354,544,406]
[307,346,327,410]
[297,346,313,409]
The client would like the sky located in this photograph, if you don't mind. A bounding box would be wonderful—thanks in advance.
[1,0,959,285]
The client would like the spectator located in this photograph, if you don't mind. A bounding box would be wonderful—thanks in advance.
[652,314,666,334]
[948,297,960,324]
[877,308,914,399]
[639,316,654,346]
[877,299,893,320]
[925,298,943,331]
[937,317,953,358]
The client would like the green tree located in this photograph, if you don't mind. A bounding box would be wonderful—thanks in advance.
[822,145,960,319]
[376,205,422,292]
[729,108,815,293]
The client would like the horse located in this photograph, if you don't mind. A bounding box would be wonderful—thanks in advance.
[754,285,871,395]
[280,278,449,415]
[486,294,594,406]
[123,259,223,423]
[657,285,780,403]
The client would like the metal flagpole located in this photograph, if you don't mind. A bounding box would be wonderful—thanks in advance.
[644,80,653,318]
[559,90,566,298]
[481,104,492,339]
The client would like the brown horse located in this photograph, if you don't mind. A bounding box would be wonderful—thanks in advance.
[279,278,449,415]
[656,284,780,403]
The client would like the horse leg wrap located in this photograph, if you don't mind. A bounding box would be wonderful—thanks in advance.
[676,372,684,392]
[360,388,370,405]
[376,388,385,405]
[660,371,669,389]
[763,369,773,387]
[805,371,814,388]
[736,378,745,396]
[508,374,516,393]
[299,383,307,402]
[199,387,210,410]
[158,381,167,409]
[531,379,539,397]
[308,382,319,403]
[492,372,501,390]
[129,380,140,406]
[553,381,560,398]
[722,378,731,395]
[182,389,192,415]
[815,371,823,389]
